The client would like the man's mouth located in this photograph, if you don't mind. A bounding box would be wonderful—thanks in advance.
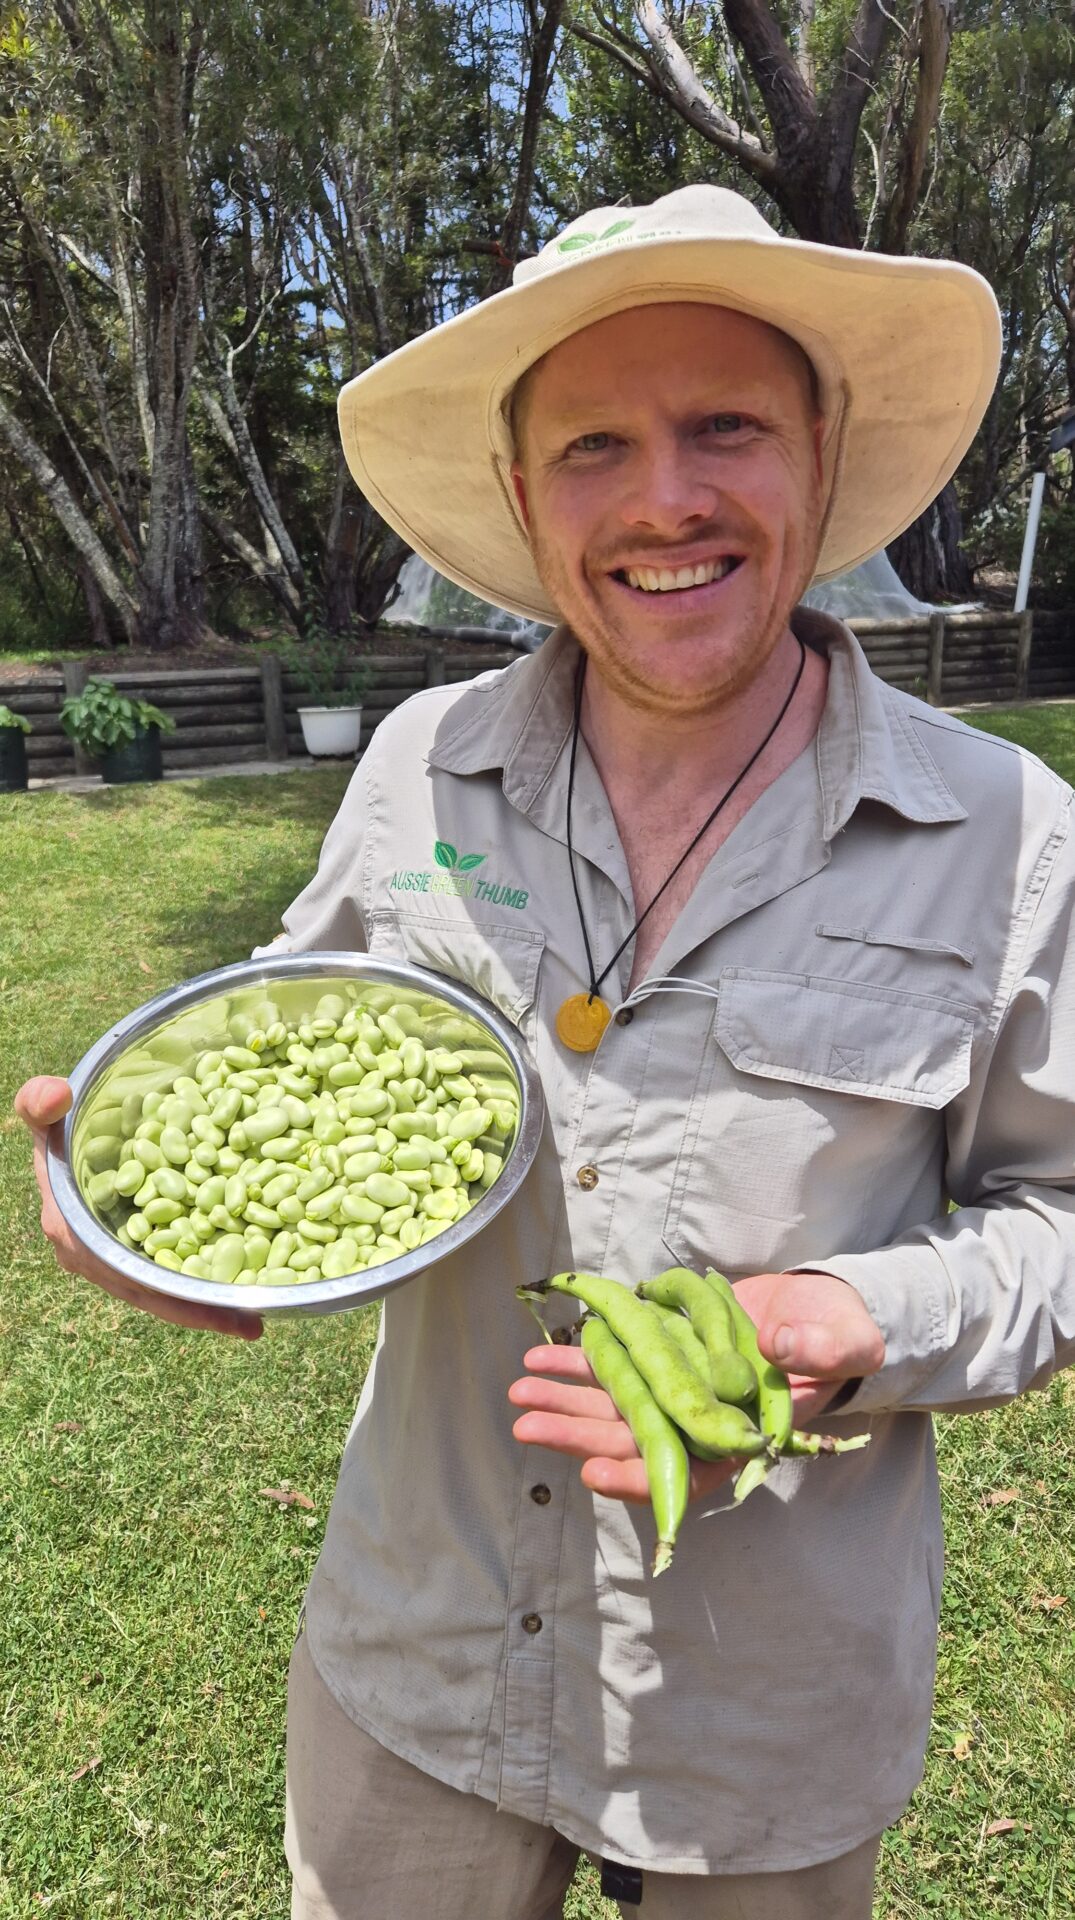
[613,556,744,594]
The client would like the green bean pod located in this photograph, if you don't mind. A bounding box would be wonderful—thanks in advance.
[638,1268,758,1409]
[526,1274,766,1459]
[699,1267,794,1453]
[648,1301,712,1381]
[581,1315,689,1578]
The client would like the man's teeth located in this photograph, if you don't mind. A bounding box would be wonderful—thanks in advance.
[624,558,736,592]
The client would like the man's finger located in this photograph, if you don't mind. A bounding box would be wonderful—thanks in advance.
[580,1455,653,1505]
[508,1375,619,1422]
[512,1409,640,1462]
[580,1454,739,1506]
[519,1343,595,1383]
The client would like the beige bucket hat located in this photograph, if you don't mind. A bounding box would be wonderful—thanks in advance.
[337,184,1002,624]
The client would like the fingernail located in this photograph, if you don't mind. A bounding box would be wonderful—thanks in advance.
[773,1326,796,1363]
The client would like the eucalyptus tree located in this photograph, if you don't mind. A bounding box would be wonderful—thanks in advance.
[559,0,975,595]
[0,0,212,647]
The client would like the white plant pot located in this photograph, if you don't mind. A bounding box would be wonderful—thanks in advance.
[297,705,363,757]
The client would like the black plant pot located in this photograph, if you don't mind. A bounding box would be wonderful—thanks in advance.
[100,725,164,785]
[0,727,28,793]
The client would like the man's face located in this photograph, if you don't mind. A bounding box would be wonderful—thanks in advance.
[510,303,825,718]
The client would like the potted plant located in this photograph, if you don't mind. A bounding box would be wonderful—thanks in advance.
[285,626,374,758]
[0,704,31,792]
[59,677,176,784]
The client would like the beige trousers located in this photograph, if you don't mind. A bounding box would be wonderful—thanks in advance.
[286,1632,881,1920]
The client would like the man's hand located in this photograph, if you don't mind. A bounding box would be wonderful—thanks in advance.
[14,1076,263,1341]
[508,1270,883,1505]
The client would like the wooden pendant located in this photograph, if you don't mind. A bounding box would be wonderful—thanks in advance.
[556,993,612,1053]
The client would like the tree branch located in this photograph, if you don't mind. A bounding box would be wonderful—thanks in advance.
[723,0,817,149]
[632,0,777,177]
[878,0,954,254]
[820,0,892,188]
[0,389,136,633]
[565,12,656,92]
[199,501,302,619]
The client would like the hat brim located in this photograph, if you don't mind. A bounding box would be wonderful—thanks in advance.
[337,232,1001,624]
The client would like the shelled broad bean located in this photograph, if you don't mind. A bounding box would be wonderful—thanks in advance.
[78,991,521,1287]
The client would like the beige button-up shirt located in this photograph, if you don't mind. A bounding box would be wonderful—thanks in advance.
[273,614,1075,1875]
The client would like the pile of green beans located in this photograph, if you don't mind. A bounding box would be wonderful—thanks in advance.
[78,990,520,1287]
[519,1265,868,1576]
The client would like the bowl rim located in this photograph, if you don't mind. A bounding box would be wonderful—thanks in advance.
[46,953,545,1316]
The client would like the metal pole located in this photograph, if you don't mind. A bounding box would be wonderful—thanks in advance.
[1014,471,1046,613]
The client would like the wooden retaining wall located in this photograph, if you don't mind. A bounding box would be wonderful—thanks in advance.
[2,612,1071,780]
[5,649,517,780]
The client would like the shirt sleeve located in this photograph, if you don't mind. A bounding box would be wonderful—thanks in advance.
[798,786,1075,1417]
[251,759,371,959]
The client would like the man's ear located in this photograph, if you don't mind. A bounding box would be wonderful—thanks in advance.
[812,415,825,491]
[510,464,531,532]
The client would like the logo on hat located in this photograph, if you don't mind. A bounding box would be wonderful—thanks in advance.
[556,217,636,255]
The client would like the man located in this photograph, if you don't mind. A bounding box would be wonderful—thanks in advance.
[18,186,1075,1918]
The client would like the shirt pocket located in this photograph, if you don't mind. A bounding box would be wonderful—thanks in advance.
[663,967,975,1277]
[367,906,545,1037]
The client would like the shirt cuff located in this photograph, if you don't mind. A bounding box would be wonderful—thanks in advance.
[786,1248,952,1415]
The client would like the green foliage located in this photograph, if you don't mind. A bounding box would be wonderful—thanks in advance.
[0,702,31,731]
[59,679,176,757]
[969,493,1075,607]
[282,624,374,709]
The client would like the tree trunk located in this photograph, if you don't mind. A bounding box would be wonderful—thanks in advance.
[887,481,972,602]
[137,0,203,649]
[76,554,114,647]
[322,453,410,630]
[0,391,137,637]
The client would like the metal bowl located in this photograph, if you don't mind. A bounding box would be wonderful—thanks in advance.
[47,954,544,1316]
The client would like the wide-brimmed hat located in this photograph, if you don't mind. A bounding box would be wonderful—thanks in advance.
[337,185,1001,624]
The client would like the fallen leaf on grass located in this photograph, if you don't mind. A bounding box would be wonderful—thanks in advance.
[982,1487,1019,1507]
[1031,1593,1067,1611]
[952,1734,974,1760]
[258,1487,314,1510]
[70,1757,102,1781]
[984,1818,1032,1837]
[137,959,153,974]
[53,1421,83,1434]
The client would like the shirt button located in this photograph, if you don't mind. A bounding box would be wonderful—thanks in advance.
[577,1164,599,1190]
[615,1008,634,1027]
[530,1483,551,1505]
[521,1612,543,1635]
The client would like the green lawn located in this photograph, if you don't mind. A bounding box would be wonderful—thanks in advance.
[2,715,1074,1917]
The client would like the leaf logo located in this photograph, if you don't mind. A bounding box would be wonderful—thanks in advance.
[434,842,486,874]
[556,218,635,255]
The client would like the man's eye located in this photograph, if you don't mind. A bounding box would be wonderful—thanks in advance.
[570,432,610,453]
[707,413,747,434]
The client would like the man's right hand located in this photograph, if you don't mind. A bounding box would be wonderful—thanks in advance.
[14,1076,263,1341]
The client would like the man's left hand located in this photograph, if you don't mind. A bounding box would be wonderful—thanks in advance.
[508,1270,884,1506]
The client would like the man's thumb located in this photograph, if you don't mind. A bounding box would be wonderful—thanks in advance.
[768,1316,885,1379]
[13,1075,73,1131]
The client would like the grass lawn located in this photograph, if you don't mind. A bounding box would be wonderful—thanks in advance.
[2,711,1074,1918]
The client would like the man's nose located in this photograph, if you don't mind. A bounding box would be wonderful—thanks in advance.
[617,442,715,536]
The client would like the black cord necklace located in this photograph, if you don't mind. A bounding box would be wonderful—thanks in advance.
[555,636,808,1052]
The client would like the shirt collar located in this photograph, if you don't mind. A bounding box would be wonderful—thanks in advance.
[426,610,967,839]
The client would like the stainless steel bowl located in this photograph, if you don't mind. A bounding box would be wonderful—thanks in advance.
[47,954,545,1316]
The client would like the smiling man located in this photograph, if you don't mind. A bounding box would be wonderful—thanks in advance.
[17,186,1075,1919]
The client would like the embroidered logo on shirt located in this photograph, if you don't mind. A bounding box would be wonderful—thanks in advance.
[389,843,530,911]
[434,841,485,874]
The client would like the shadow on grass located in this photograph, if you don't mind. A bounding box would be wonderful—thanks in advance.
[76,766,353,831]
